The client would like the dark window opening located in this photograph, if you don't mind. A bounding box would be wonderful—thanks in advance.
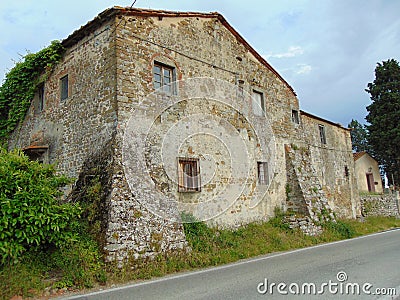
[60,75,69,101]
[257,162,269,185]
[38,84,45,112]
[344,166,349,178]
[237,79,244,98]
[23,145,48,164]
[178,158,201,192]
[291,109,300,124]
[319,124,326,144]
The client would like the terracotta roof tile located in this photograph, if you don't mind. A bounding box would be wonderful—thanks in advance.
[353,151,366,161]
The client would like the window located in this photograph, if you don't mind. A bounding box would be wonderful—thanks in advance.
[344,166,349,178]
[153,62,175,94]
[60,75,69,101]
[237,79,244,98]
[38,84,45,112]
[318,124,326,144]
[257,162,269,185]
[178,158,201,192]
[252,90,265,116]
[291,109,300,124]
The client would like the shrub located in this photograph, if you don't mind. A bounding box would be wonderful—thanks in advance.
[0,148,80,264]
[269,207,291,231]
[183,218,215,252]
[322,220,356,239]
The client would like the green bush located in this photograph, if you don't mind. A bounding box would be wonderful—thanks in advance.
[183,218,215,252]
[322,220,356,239]
[269,207,291,231]
[0,148,81,264]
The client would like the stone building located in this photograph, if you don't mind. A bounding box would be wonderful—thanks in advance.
[8,7,360,262]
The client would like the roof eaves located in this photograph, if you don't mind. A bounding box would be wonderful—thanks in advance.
[60,7,297,97]
[353,151,367,161]
[300,110,350,131]
[62,7,119,48]
[215,13,296,96]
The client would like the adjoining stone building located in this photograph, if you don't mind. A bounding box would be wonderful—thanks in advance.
[8,7,360,262]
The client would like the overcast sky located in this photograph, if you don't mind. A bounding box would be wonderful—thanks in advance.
[1,0,399,126]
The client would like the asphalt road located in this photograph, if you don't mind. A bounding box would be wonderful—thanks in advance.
[64,229,400,300]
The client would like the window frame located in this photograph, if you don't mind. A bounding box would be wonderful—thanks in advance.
[318,124,327,144]
[291,109,300,124]
[38,84,45,112]
[257,161,269,185]
[252,90,265,116]
[177,158,201,192]
[153,62,176,94]
[60,75,69,101]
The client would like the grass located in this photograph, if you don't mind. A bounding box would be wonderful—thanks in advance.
[1,215,400,299]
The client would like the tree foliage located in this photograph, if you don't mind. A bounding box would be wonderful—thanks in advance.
[0,41,64,144]
[365,59,400,186]
[348,119,369,153]
[0,148,80,264]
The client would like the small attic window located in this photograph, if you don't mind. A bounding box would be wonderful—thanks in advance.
[319,124,327,144]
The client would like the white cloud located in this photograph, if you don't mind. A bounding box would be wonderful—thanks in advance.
[264,46,304,59]
[296,64,312,75]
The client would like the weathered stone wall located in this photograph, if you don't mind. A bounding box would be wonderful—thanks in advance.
[114,13,302,229]
[103,133,188,263]
[360,192,399,217]
[285,144,335,222]
[299,113,360,218]
[9,20,118,180]
[8,16,189,262]
[283,215,322,236]
[8,8,362,262]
